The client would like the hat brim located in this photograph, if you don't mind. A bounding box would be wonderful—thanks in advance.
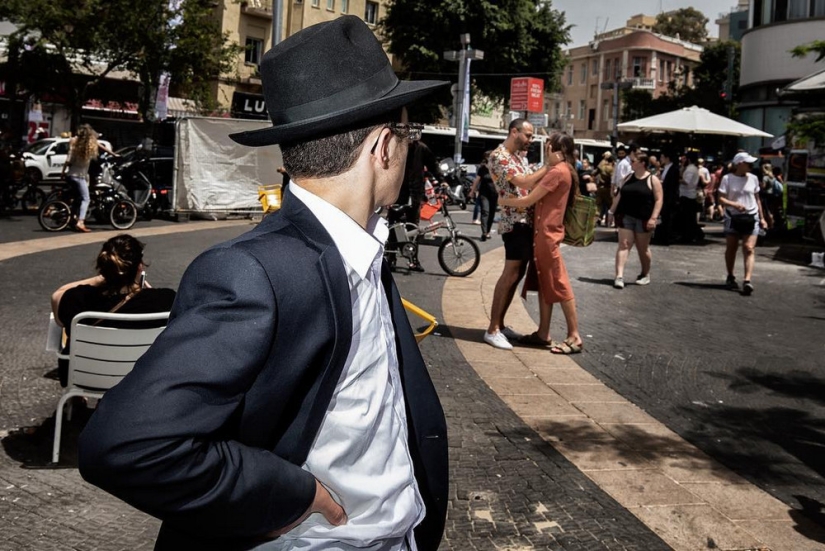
[735,155,758,164]
[229,80,448,147]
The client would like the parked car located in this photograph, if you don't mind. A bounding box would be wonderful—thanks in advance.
[22,137,114,182]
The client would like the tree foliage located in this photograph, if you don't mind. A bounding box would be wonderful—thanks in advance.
[1,0,239,128]
[652,7,709,45]
[381,0,570,122]
[791,40,825,62]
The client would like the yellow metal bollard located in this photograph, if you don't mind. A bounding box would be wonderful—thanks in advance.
[258,184,283,213]
[402,298,438,343]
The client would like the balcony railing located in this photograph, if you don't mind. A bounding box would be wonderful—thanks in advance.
[241,0,273,18]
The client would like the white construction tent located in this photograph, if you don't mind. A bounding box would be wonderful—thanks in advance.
[173,117,283,215]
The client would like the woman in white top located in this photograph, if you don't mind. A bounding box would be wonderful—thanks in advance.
[717,152,768,296]
[60,124,117,232]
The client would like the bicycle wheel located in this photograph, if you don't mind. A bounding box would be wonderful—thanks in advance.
[38,199,72,232]
[437,235,480,277]
[20,187,46,213]
[109,199,138,230]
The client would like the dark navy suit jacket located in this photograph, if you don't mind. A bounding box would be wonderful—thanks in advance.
[78,191,449,550]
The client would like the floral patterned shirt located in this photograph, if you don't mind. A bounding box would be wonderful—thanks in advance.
[489,144,533,234]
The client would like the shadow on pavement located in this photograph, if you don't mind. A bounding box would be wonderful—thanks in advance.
[673,366,825,536]
[1,406,93,469]
[672,281,733,291]
[434,324,485,344]
[577,277,615,287]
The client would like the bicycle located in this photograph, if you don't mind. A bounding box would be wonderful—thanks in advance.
[384,193,480,277]
[38,177,138,232]
[0,156,46,214]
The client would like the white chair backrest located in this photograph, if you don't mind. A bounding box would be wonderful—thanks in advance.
[68,311,169,391]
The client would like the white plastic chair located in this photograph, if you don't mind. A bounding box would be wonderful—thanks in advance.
[52,311,169,463]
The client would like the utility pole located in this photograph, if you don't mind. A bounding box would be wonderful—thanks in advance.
[725,43,735,118]
[272,0,283,46]
[601,79,633,151]
[444,34,484,164]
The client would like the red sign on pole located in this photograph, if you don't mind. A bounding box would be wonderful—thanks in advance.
[509,77,544,112]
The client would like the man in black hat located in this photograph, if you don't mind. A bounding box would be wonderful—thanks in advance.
[79,16,449,551]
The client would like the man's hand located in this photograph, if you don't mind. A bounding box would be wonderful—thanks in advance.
[267,480,347,538]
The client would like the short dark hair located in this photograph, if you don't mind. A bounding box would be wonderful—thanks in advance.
[635,152,649,166]
[509,118,528,132]
[280,110,401,179]
[627,142,639,153]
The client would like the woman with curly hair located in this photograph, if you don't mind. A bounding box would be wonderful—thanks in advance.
[51,234,176,386]
[498,132,584,354]
[60,124,117,232]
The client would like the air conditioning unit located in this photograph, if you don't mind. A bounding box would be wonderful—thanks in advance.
[590,41,600,51]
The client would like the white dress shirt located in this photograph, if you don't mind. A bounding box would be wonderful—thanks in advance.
[612,156,632,188]
[263,183,424,551]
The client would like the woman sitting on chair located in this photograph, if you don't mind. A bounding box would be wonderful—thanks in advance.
[51,234,176,386]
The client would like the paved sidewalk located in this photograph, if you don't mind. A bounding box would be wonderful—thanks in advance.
[0,223,668,550]
[443,248,825,551]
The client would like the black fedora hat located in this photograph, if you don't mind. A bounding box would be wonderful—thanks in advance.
[230,16,448,147]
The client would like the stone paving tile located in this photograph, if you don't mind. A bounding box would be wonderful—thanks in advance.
[632,504,764,551]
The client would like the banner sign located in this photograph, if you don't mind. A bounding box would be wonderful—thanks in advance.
[509,77,544,112]
[231,92,268,120]
[460,59,472,143]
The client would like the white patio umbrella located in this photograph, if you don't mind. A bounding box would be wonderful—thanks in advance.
[617,105,773,138]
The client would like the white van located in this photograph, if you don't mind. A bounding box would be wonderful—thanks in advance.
[574,138,619,165]
[22,137,113,182]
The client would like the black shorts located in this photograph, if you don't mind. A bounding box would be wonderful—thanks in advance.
[502,223,533,261]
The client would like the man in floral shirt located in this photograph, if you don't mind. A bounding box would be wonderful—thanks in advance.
[484,119,550,350]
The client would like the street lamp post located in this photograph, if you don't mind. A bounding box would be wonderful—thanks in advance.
[444,34,484,164]
[272,0,283,46]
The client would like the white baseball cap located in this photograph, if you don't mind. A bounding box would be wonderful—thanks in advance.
[732,152,758,165]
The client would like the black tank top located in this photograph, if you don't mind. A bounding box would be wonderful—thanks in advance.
[617,173,654,221]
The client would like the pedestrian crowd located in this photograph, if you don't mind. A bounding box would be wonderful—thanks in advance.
[481,119,778,352]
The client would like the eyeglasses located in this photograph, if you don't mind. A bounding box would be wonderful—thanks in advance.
[369,122,424,155]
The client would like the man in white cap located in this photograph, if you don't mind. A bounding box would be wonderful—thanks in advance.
[80,16,449,551]
[717,151,768,295]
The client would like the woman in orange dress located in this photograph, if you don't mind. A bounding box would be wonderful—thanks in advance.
[498,132,583,354]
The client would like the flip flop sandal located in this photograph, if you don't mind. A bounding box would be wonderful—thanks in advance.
[550,340,583,355]
[517,332,554,348]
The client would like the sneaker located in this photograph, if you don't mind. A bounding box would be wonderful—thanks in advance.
[408,263,425,272]
[613,277,624,289]
[636,274,650,286]
[484,330,513,350]
[726,274,739,290]
[743,281,754,296]
[480,234,487,242]
[501,326,523,341]
[472,219,482,225]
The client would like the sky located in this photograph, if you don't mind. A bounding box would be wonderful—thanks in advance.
[551,0,740,47]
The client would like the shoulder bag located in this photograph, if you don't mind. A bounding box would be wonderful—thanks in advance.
[563,194,598,247]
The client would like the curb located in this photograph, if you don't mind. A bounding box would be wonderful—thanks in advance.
[0,220,253,262]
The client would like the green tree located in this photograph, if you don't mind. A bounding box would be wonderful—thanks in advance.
[652,7,709,45]
[381,0,570,122]
[0,0,239,130]
[791,40,825,62]
[788,40,825,145]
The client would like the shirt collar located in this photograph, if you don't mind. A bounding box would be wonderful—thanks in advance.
[289,182,388,280]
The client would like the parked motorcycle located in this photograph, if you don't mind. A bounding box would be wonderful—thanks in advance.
[110,157,162,220]
[0,154,46,213]
[437,157,468,210]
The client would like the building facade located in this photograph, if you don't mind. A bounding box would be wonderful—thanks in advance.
[210,0,390,115]
[553,16,703,141]
[738,0,825,151]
